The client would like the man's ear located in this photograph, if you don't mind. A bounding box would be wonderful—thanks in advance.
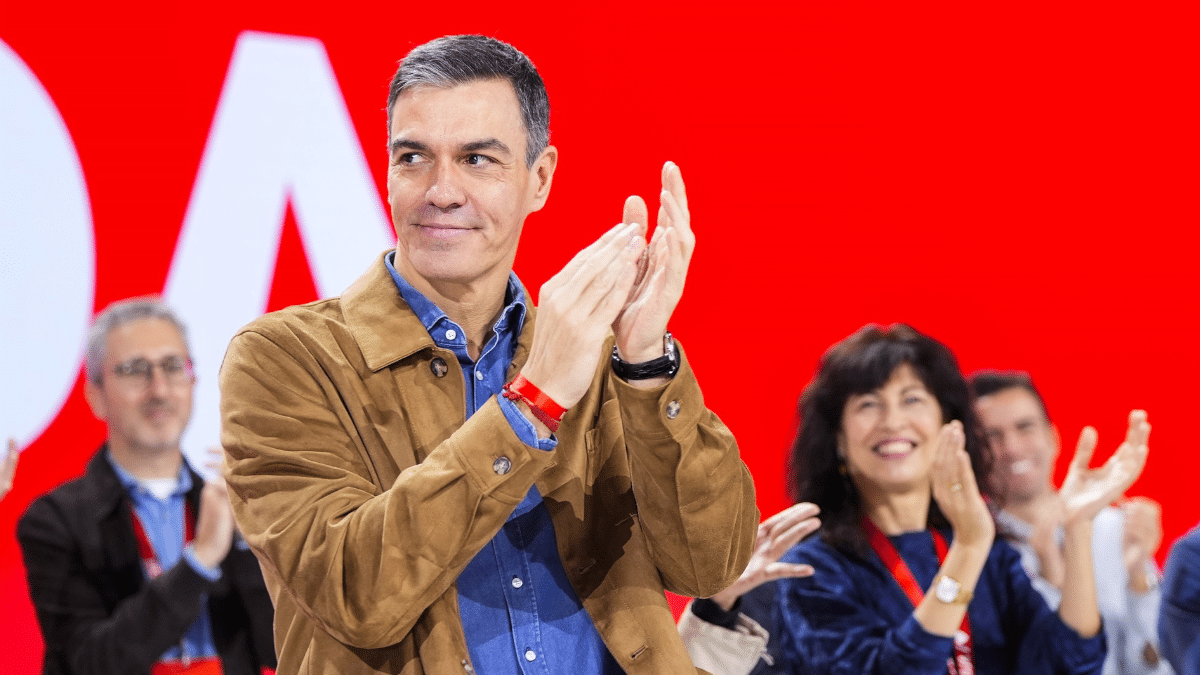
[1050,422,1061,464]
[84,380,107,422]
[528,145,558,213]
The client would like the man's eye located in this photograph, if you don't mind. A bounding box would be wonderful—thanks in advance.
[118,360,151,377]
[465,154,492,165]
[396,152,422,165]
[161,358,186,374]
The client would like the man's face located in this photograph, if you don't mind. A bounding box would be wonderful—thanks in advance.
[974,386,1059,504]
[85,318,194,456]
[386,78,555,291]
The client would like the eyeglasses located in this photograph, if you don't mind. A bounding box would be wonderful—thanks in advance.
[110,356,194,387]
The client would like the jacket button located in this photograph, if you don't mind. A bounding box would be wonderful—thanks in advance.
[493,457,512,475]
[430,357,448,378]
[461,660,474,673]
[666,400,681,419]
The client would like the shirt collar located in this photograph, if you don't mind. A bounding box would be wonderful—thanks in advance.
[996,509,1034,539]
[105,450,193,500]
[384,250,528,340]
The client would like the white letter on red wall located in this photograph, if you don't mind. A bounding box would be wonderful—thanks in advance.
[0,38,96,448]
[165,31,393,465]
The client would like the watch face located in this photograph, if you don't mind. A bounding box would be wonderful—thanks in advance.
[935,575,961,603]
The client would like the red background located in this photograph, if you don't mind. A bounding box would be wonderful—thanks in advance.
[3,2,1198,670]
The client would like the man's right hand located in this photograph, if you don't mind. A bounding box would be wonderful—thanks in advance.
[1122,496,1163,591]
[1,438,19,501]
[192,450,236,568]
[519,221,647,413]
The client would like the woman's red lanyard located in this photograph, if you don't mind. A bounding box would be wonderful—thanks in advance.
[863,517,974,675]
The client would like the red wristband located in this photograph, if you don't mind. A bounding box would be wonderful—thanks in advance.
[502,374,567,432]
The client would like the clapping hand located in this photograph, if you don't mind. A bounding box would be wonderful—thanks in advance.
[708,502,821,611]
[930,421,995,548]
[1,438,19,501]
[1059,411,1150,526]
[613,161,695,366]
[1121,496,1162,588]
[192,447,236,568]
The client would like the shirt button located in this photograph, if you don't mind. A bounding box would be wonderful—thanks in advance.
[524,650,536,662]
[430,358,448,378]
[666,400,681,419]
[493,457,511,475]
[475,371,484,381]
[445,329,457,341]
[511,576,523,589]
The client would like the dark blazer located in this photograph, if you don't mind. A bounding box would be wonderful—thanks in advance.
[17,447,276,675]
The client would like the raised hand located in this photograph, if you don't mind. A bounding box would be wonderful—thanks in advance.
[520,222,646,409]
[1059,410,1150,526]
[1029,494,1067,589]
[929,421,995,548]
[709,503,821,610]
[613,161,695,365]
[1121,496,1162,587]
[1,438,19,501]
[192,448,236,568]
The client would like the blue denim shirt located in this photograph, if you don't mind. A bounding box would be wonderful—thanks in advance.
[386,253,621,674]
[106,453,219,664]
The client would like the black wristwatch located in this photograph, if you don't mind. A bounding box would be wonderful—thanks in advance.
[611,332,679,380]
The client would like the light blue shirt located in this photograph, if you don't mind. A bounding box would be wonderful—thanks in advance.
[106,453,220,663]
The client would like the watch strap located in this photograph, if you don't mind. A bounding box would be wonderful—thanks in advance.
[611,332,679,380]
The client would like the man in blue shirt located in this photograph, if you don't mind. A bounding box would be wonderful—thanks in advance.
[18,298,276,675]
[220,34,758,674]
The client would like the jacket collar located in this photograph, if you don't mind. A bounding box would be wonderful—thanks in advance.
[83,444,205,522]
[342,250,537,373]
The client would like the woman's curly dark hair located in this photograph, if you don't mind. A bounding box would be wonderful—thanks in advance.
[786,324,993,558]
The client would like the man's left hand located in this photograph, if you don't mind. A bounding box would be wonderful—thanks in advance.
[1059,410,1150,526]
[614,161,694,366]
[1122,496,1163,590]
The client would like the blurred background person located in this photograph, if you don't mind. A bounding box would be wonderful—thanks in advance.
[16,298,276,675]
[1,438,18,501]
[971,371,1171,675]
[776,324,1146,675]
[1161,524,1200,675]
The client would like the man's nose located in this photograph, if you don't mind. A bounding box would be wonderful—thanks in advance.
[146,365,171,397]
[992,432,1021,458]
[425,162,466,209]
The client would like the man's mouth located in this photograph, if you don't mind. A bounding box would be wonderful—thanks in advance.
[1009,459,1034,476]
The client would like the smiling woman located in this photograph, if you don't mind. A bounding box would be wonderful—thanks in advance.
[766,323,1149,675]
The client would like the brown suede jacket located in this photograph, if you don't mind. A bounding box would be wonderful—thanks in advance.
[219,253,758,674]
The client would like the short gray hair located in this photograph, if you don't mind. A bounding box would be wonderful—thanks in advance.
[86,297,190,384]
[387,35,550,167]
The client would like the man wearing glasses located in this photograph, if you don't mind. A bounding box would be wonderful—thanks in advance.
[17,298,276,675]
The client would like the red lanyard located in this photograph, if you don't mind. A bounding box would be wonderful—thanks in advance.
[129,501,196,579]
[129,502,275,675]
[863,517,974,675]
